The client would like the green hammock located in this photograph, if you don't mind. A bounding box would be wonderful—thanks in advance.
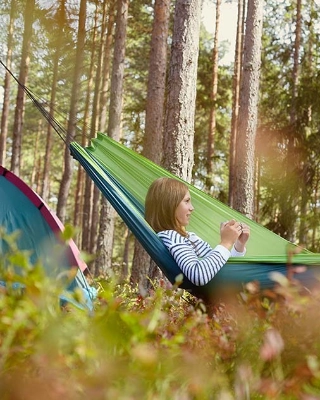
[5,59,317,300]
[70,133,320,299]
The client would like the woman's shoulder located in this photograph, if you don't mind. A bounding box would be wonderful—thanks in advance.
[187,232,198,239]
[157,230,186,243]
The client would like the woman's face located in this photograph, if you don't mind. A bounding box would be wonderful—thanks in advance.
[175,190,194,227]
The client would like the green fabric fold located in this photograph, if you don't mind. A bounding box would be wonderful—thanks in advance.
[78,133,319,265]
[69,134,320,298]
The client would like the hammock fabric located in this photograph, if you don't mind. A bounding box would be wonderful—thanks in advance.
[7,62,318,300]
[70,134,320,300]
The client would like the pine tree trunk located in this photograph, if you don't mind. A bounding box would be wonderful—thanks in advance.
[107,0,129,139]
[299,0,315,245]
[96,0,129,276]
[286,0,302,241]
[99,0,116,133]
[0,1,15,167]
[57,0,86,222]
[228,0,245,207]
[233,0,263,219]
[162,0,202,182]
[205,0,221,190]
[10,0,35,175]
[88,1,110,261]
[131,0,170,292]
[79,5,100,251]
[96,198,115,277]
[41,50,59,201]
[143,0,170,165]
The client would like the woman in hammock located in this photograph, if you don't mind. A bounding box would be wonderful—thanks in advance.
[145,177,250,286]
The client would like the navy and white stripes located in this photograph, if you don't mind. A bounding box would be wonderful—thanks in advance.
[158,230,245,286]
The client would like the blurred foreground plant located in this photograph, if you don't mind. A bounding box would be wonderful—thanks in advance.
[1,236,320,399]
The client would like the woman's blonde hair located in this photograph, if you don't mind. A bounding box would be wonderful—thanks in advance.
[145,177,189,237]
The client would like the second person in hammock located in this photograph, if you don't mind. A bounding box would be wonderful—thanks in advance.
[145,177,250,286]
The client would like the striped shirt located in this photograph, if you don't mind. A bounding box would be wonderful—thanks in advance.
[158,230,246,286]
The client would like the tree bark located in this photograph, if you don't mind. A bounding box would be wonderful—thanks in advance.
[205,0,221,190]
[233,0,263,219]
[107,0,129,139]
[41,31,61,201]
[96,0,129,276]
[57,0,86,222]
[99,0,116,133]
[89,1,109,263]
[10,0,35,175]
[299,0,314,245]
[79,4,100,252]
[143,0,170,165]
[229,0,245,207]
[162,0,202,182]
[0,1,15,167]
[131,0,170,291]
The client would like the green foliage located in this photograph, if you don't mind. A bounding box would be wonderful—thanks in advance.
[1,241,320,398]
[194,27,233,198]
[257,0,320,247]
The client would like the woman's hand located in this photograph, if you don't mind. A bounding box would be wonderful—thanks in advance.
[219,219,250,252]
[234,222,250,252]
[219,219,242,250]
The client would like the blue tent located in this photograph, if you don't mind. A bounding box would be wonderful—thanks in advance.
[0,166,96,311]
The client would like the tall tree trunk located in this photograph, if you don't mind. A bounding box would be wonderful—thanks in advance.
[107,0,128,139]
[233,0,263,219]
[31,120,41,190]
[205,0,221,190]
[289,0,301,132]
[79,4,100,252]
[228,0,245,207]
[286,0,302,241]
[96,0,129,277]
[41,50,59,201]
[311,172,319,250]
[162,0,202,182]
[99,0,116,133]
[41,1,68,202]
[131,0,170,291]
[306,0,314,125]
[89,0,109,270]
[57,0,86,222]
[82,0,114,267]
[143,0,170,165]
[0,1,15,167]
[10,0,35,175]
[299,0,313,245]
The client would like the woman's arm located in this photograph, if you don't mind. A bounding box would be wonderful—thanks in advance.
[158,231,232,286]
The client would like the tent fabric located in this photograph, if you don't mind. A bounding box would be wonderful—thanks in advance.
[69,134,320,299]
[0,166,96,310]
